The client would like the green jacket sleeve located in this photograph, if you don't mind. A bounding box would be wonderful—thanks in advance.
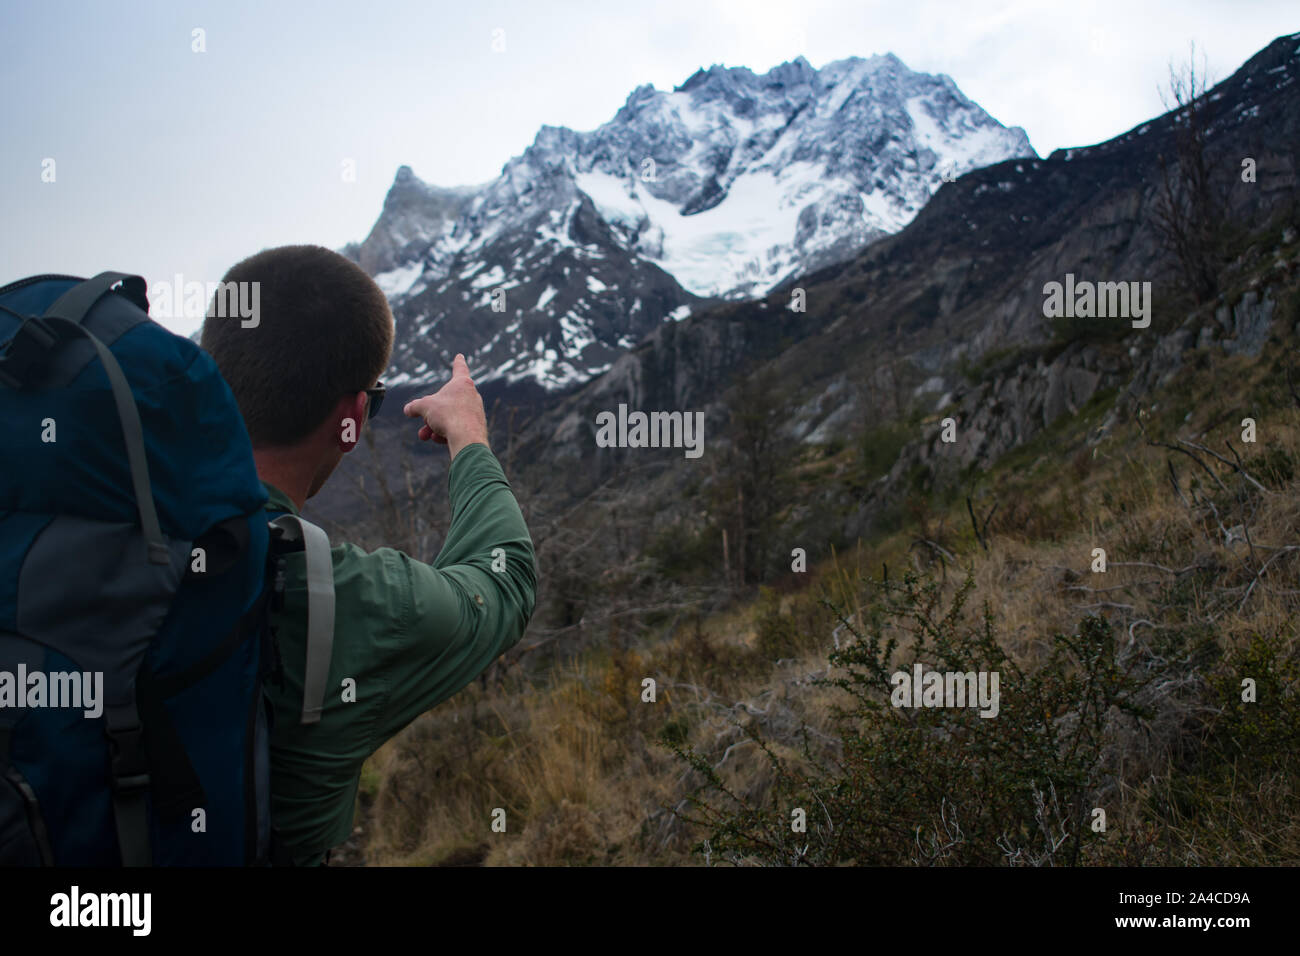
[366,441,537,749]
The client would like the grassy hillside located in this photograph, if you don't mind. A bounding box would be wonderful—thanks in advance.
[292,34,1300,868]
[339,261,1300,866]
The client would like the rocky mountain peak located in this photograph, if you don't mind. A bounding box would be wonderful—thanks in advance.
[352,52,1035,394]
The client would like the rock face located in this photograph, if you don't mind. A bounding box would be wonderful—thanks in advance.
[345,166,480,278]
[506,32,1300,516]
[351,54,1034,394]
[1218,291,1276,357]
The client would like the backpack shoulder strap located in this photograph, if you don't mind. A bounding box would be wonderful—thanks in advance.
[0,273,167,566]
[268,514,336,725]
[8,274,163,866]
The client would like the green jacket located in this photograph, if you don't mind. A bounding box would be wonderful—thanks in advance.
[262,442,536,865]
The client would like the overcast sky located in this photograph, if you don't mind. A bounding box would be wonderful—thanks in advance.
[2,0,1295,336]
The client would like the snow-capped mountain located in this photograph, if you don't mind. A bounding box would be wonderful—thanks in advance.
[355,53,1036,394]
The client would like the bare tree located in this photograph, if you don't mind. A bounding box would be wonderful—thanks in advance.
[711,365,793,586]
[1152,42,1226,304]
[330,422,446,560]
[518,465,715,663]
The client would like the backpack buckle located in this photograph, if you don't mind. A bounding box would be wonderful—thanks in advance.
[271,556,287,612]
[0,316,60,388]
[106,723,150,794]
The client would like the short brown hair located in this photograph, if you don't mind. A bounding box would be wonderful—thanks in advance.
[200,245,394,448]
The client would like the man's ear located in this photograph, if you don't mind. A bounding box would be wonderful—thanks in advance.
[334,392,368,453]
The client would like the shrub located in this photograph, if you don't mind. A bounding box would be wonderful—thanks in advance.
[859,421,913,484]
[670,570,1176,865]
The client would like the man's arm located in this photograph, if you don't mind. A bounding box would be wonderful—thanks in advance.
[365,354,536,747]
[366,442,536,748]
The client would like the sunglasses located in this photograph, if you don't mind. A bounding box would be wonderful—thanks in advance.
[353,381,386,421]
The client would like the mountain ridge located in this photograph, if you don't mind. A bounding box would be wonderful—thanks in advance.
[504,31,1300,527]
[352,52,1035,394]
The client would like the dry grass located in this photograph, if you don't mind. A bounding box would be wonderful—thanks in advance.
[351,308,1300,866]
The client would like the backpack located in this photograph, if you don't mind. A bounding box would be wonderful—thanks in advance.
[0,272,335,866]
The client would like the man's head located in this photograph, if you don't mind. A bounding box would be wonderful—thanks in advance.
[200,244,394,500]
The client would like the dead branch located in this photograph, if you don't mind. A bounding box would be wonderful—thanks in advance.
[914,537,956,568]
[1238,545,1300,612]
[1167,458,1191,508]
[1108,560,1207,575]
[1221,438,1271,495]
[1176,437,1270,495]
[1064,580,1163,593]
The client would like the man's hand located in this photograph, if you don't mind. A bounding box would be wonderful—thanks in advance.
[403,353,490,460]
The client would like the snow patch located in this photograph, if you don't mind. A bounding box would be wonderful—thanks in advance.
[374,260,424,298]
[469,264,506,290]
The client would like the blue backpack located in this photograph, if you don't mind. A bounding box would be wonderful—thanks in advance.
[0,272,336,866]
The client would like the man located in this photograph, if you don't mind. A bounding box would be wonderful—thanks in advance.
[199,244,536,866]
